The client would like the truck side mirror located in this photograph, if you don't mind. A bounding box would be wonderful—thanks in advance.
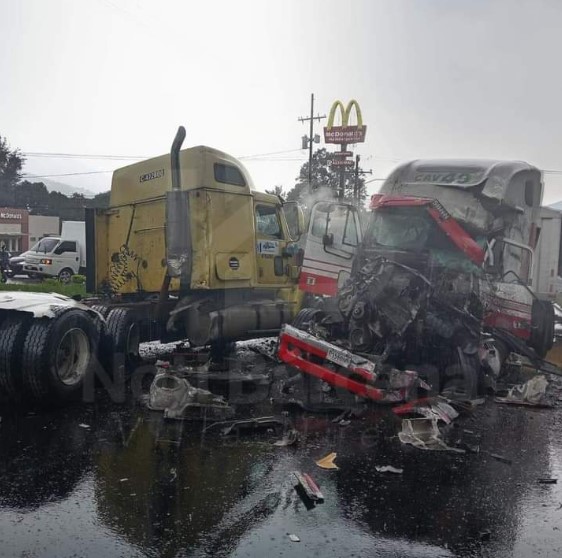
[283,202,305,240]
[323,233,334,247]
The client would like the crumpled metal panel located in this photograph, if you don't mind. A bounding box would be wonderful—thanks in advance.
[0,291,94,318]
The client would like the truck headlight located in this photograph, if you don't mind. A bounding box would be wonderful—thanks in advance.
[40,259,52,265]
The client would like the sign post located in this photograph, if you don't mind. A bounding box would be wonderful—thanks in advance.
[324,100,367,200]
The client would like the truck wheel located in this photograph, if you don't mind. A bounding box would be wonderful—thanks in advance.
[58,268,74,284]
[21,309,99,402]
[0,314,30,400]
[292,308,322,331]
[530,300,555,358]
[91,305,111,318]
[102,308,141,374]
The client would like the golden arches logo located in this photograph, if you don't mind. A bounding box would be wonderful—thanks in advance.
[326,99,364,130]
[324,99,366,144]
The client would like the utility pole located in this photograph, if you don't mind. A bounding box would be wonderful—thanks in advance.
[298,93,325,191]
[341,155,372,205]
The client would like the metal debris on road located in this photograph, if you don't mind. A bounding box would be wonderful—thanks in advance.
[147,368,234,420]
[495,375,554,408]
[375,465,404,474]
[292,471,324,502]
[315,452,339,470]
[398,418,465,453]
[538,478,558,484]
[393,398,459,424]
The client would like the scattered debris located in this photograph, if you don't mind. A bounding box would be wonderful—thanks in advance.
[393,398,459,424]
[316,452,339,470]
[398,418,465,453]
[495,375,554,408]
[485,452,512,465]
[148,368,234,420]
[78,423,90,429]
[288,534,300,543]
[273,429,299,447]
[203,416,284,436]
[119,478,129,482]
[375,465,403,474]
[538,478,558,484]
[293,471,324,502]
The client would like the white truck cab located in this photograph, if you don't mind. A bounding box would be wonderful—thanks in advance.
[24,221,86,283]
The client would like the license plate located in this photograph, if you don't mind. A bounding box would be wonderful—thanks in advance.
[327,347,351,368]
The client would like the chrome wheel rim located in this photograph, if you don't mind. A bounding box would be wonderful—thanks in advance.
[55,328,90,385]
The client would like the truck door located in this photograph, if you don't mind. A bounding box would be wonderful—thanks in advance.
[254,203,290,285]
[300,202,362,296]
[52,240,80,274]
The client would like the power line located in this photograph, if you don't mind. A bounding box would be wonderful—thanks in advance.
[23,152,147,161]
[21,170,114,179]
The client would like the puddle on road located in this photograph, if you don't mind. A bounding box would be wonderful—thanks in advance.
[0,397,561,557]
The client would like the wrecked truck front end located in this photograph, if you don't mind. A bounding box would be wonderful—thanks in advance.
[279,196,491,400]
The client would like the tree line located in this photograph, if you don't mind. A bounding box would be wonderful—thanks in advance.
[0,135,109,221]
[2,134,367,221]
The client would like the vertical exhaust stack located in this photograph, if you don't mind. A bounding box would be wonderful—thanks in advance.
[166,126,192,286]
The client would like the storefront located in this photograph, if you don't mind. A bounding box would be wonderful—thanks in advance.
[0,208,29,253]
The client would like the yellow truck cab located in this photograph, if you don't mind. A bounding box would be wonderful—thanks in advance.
[86,128,304,351]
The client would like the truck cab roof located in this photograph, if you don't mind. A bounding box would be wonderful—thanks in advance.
[110,145,259,206]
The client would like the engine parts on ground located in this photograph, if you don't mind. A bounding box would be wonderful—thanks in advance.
[147,367,233,420]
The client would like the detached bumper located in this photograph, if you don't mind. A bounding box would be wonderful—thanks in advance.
[277,324,426,403]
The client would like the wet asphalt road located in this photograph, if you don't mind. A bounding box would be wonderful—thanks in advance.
[1,357,562,557]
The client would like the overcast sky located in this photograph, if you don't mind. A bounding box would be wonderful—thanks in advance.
[2,0,562,203]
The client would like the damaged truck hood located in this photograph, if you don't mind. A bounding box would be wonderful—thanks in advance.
[0,291,93,318]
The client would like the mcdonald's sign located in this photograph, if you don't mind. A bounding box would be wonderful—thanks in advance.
[324,99,366,144]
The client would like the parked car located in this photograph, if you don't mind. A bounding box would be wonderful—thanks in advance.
[8,251,27,277]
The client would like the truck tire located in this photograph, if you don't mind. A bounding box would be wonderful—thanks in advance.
[0,314,30,400]
[58,268,74,284]
[530,300,555,359]
[292,308,322,331]
[21,309,100,403]
[102,308,141,375]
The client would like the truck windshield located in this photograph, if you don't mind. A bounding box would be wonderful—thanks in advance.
[31,238,59,253]
[366,207,433,250]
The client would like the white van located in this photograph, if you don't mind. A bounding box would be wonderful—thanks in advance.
[24,221,86,283]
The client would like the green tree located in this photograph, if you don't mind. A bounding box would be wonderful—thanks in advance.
[286,148,367,207]
[0,135,25,206]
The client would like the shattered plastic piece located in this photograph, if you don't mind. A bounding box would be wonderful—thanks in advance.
[375,465,403,474]
[288,534,300,543]
[316,452,339,470]
[119,478,129,482]
[292,471,324,502]
[495,375,554,407]
[78,423,90,429]
[338,419,351,427]
[274,429,299,447]
[398,418,465,453]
